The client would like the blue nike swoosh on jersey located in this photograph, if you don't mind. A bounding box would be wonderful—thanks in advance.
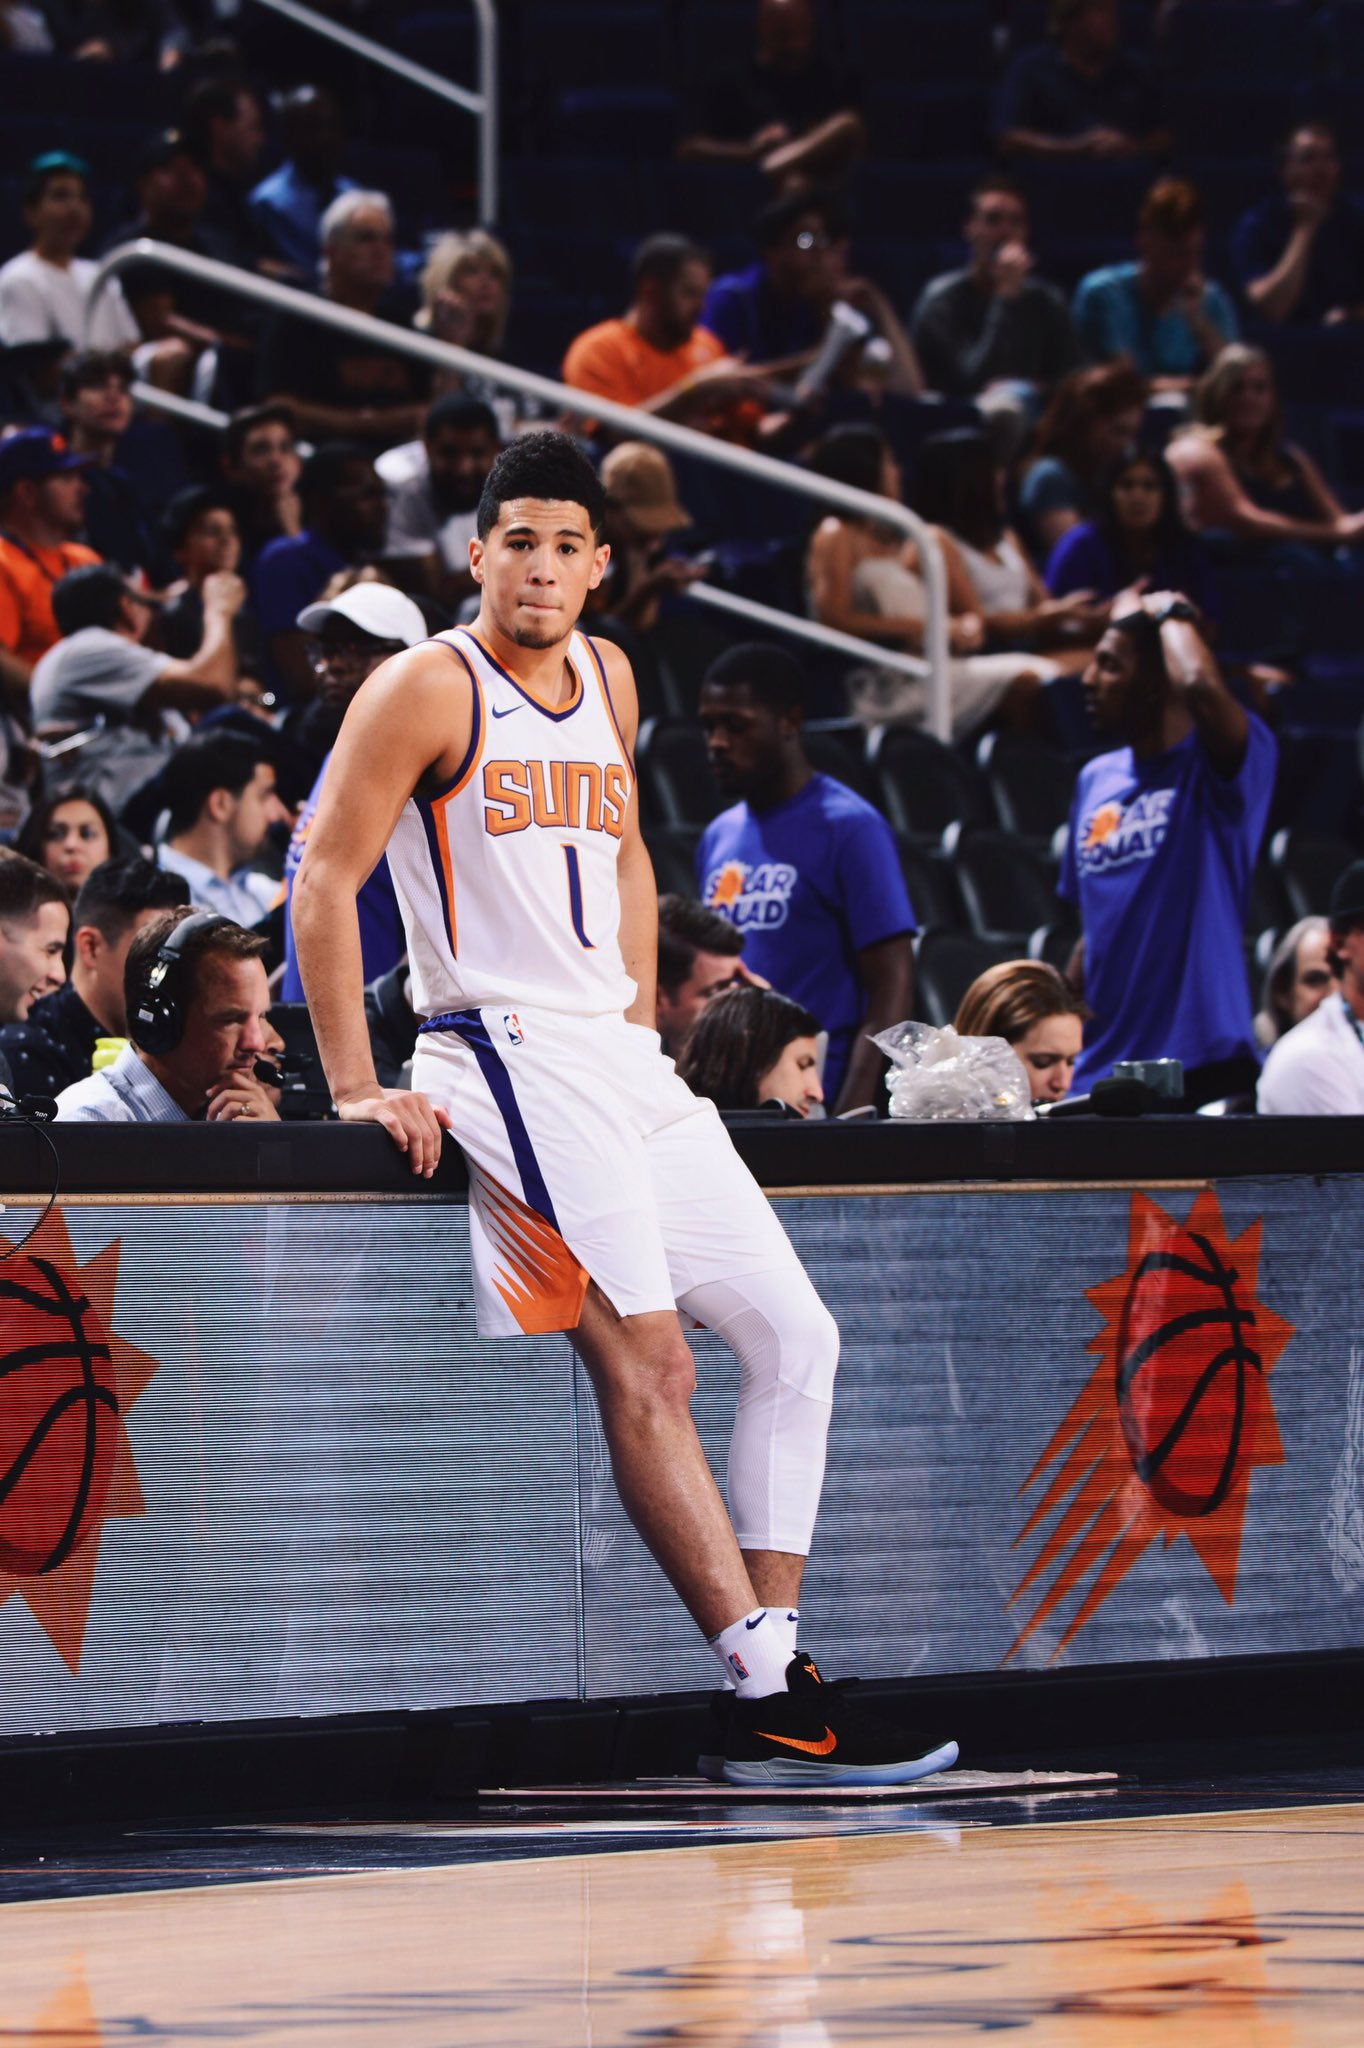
[745,1612,768,1630]
[491,704,523,719]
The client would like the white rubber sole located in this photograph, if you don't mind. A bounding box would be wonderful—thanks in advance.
[722,1738,960,1788]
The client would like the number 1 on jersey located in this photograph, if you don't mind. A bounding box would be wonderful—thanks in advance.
[562,844,596,950]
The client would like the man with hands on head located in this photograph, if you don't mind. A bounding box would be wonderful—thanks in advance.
[56,907,279,1123]
[1061,588,1274,1109]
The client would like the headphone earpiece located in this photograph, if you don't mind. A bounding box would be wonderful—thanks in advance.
[130,911,233,1056]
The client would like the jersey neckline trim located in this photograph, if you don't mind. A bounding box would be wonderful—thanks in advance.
[458,625,585,721]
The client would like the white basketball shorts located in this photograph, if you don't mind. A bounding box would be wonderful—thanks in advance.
[411,1005,800,1338]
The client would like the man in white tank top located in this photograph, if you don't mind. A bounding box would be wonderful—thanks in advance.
[293,432,956,1785]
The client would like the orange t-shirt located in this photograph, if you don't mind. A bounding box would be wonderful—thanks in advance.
[562,318,727,409]
[0,536,101,671]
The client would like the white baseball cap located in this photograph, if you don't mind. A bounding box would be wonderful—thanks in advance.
[296,582,428,647]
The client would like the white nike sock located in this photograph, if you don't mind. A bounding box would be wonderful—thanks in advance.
[773,1607,800,1662]
[708,1608,791,1699]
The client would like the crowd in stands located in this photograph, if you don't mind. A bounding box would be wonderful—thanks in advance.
[0,0,1363,1130]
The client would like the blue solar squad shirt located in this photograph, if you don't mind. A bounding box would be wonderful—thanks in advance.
[1059,714,1276,1092]
[280,749,406,1003]
[697,772,916,1101]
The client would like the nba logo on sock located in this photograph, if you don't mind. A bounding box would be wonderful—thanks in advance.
[727,1650,750,1681]
[503,1012,525,1045]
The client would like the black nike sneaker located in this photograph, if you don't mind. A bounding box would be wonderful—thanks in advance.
[696,1688,733,1782]
[722,1653,959,1787]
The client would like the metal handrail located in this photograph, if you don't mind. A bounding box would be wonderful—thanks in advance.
[92,239,950,733]
[244,0,499,226]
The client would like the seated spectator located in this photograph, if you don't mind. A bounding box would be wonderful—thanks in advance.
[954,959,1087,1104]
[1258,871,1364,1114]
[1062,592,1274,1106]
[257,190,429,453]
[32,564,242,809]
[58,351,159,576]
[910,174,1077,444]
[913,428,1106,664]
[995,0,1168,162]
[0,151,141,355]
[278,580,426,1001]
[249,84,356,281]
[585,442,704,643]
[15,783,116,898]
[0,428,99,705]
[1232,120,1364,328]
[696,643,914,1113]
[1018,361,1147,556]
[0,850,68,1027]
[183,76,273,274]
[703,189,839,365]
[154,731,290,925]
[158,486,263,677]
[1073,178,1237,391]
[57,906,278,1122]
[1045,448,1213,610]
[412,228,516,437]
[0,854,189,1098]
[678,0,863,188]
[1166,345,1364,560]
[250,442,389,700]
[806,424,1053,737]
[221,403,302,565]
[100,128,251,400]
[704,191,923,414]
[1255,914,1332,1051]
[563,234,771,435]
[383,394,501,610]
[656,893,751,1057]
[680,985,825,1119]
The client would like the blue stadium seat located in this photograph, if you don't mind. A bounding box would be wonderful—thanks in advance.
[942,822,1063,943]
[856,162,986,243]
[550,87,680,160]
[866,83,993,163]
[896,837,964,933]
[913,929,1018,1027]
[636,717,723,827]
[868,726,994,844]
[643,822,703,898]
[502,158,663,238]
[1163,1,1314,82]
[1168,81,1301,161]
[846,3,993,80]
[1014,162,1150,241]
[1270,828,1358,918]
[975,733,1077,848]
[390,10,478,78]
[519,3,670,93]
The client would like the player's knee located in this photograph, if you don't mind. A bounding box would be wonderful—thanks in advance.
[654,1332,699,1409]
[773,1294,840,1407]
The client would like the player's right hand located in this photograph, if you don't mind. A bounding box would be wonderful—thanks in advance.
[337,1087,453,1177]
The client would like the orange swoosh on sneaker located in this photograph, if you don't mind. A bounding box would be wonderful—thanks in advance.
[753,1726,837,1756]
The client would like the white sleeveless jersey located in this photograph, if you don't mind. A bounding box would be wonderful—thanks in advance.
[385,625,637,1019]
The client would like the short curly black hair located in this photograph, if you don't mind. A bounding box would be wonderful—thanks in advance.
[476,430,605,539]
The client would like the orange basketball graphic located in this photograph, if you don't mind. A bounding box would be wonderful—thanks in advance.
[0,1256,120,1576]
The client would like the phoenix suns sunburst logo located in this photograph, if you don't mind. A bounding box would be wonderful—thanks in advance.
[0,1211,160,1674]
[1008,1190,1295,1661]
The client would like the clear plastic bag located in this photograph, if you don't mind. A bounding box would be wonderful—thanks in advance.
[872,1021,1036,1123]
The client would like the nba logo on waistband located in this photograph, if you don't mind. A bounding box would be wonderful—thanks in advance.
[503,1012,525,1046]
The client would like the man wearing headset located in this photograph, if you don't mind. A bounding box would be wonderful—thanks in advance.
[55,906,278,1122]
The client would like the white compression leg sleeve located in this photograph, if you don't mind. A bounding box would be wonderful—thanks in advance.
[677,1266,839,1556]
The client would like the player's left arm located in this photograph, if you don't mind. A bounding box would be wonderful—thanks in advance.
[1147,592,1248,778]
[595,637,659,1029]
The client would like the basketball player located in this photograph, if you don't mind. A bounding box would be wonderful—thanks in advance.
[293,431,957,1785]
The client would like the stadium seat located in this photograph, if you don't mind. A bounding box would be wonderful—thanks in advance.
[975,733,1077,848]
[897,838,964,933]
[868,727,994,843]
[913,930,1019,1028]
[848,3,994,80]
[643,823,703,900]
[1269,828,1357,919]
[865,83,993,163]
[550,87,680,159]
[1248,859,1295,940]
[1163,1,1314,82]
[803,730,879,808]
[635,718,723,827]
[943,823,1063,943]
[519,2,670,93]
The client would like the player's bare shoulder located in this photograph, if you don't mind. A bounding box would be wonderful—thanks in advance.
[336,635,477,793]
[585,631,642,745]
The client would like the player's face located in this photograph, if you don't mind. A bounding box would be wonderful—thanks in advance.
[471,499,609,649]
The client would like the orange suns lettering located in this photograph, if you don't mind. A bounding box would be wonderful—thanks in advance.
[483,760,628,838]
